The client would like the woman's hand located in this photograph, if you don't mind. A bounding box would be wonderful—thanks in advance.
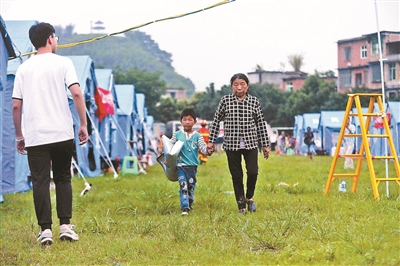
[262,146,270,159]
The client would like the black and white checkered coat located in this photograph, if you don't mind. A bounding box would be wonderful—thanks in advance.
[208,93,270,151]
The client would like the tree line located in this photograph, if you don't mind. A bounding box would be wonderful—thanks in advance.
[114,68,375,127]
[54,25,384,126]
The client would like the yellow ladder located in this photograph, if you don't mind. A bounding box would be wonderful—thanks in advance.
[324,93,400,199]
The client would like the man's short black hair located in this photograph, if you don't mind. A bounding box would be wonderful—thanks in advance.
[180,108,197,121]
[29,22,55,50]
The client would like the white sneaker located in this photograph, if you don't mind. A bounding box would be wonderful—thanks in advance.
[59,224,79,241]
[37,229,53,246]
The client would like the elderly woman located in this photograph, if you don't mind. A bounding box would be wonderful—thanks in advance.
[207,73,270,215]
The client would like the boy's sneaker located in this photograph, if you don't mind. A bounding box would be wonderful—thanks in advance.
[247,199,257,212]
[181,208,190,216]
[59,224,79,241]
[37,229,53,246]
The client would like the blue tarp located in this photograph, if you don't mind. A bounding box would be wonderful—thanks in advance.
[370,102,388,156]
[6,20,36,76]
[1,20,35,195]
[388,101,400,157]
[67,55,101,177]
[298,113,321,154]
[135,93,147,152]
[1,16,16,200]
[351,107,371,153]
[293,115,303,154]
[318,111,345,155]
[112,85,136,160]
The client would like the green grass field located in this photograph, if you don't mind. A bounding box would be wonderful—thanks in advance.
[1,152,399,265]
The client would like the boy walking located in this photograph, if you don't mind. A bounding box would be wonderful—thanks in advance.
[171,109,209,215]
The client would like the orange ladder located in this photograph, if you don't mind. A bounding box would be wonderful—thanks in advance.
[324,93,400,199]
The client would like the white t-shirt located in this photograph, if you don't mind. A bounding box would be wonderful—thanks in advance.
[12,53,80,147]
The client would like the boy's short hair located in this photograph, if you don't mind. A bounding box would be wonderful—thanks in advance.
[29,22,55,50]
[180,108,197,121]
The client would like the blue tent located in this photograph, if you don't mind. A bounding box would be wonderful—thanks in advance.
[1,17,17,201]
[135,93,148,153]
[94,69,116,160]
[318,111,345,155]
[1,20,35,195]
[370,102,388,156]
[300,113,321,154]
[112,84,137,160]
[388,101,400,158]
[145,115,155,139]
[351,107,372,153]
[67,55,101,177]
[293,115,303,154]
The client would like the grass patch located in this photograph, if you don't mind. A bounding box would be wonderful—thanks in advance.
[1,152,399,265]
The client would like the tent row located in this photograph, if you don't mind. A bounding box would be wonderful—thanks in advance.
[1,19,156,198]
[293,103,400,157]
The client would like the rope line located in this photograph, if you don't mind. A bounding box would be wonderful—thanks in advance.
[9,0,235,60]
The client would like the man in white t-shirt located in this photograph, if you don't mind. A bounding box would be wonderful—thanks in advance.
[12,22,88,246]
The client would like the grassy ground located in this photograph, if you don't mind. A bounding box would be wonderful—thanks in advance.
[1,152,399,265]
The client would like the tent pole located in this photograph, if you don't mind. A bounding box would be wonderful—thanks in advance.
[86,109,118,178]
[374,0,389,198]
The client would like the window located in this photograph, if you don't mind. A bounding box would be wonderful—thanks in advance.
[344,47,351,60]
[339,70,351,87]
[361,46,367,58]
[356,73,362,86]
[388,92,397,99]
[389,63,396,80]
[371,64,381,82]
[286,82,293,92]
[372,38,379,54]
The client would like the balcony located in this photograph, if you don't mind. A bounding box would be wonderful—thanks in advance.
[386,54,400,62]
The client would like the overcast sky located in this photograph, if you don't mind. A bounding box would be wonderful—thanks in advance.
[2,0,399,92]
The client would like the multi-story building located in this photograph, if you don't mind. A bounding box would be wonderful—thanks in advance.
[247,70,336,92]
[337,31,400,98]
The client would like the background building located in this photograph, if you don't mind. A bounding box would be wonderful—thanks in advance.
[337,31,400,98]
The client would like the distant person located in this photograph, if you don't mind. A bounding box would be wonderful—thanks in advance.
[215,128,224,153]
[157,134,163,155]
[170,108,209,216]
[12,22,88,246]
[286,135,296,156]
[197,120,210,165]
[278,131,287,155]
[136,129,144,158]
[207,73,270,215]
[304,127,314,159]
[343,118,356,169]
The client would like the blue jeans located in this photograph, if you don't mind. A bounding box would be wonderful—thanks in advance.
[177,166,197,211]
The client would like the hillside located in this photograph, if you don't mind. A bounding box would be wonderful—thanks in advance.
[56,30,196,97]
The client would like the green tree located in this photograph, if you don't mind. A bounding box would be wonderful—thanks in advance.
[114,68,167,120]
[155,97,189,122]
[250,83,286,126]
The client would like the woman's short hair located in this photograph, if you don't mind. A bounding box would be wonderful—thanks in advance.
[230,73,249,86]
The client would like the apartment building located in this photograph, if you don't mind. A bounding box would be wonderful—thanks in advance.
[247,70,337,92]
[337,31,400,98]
